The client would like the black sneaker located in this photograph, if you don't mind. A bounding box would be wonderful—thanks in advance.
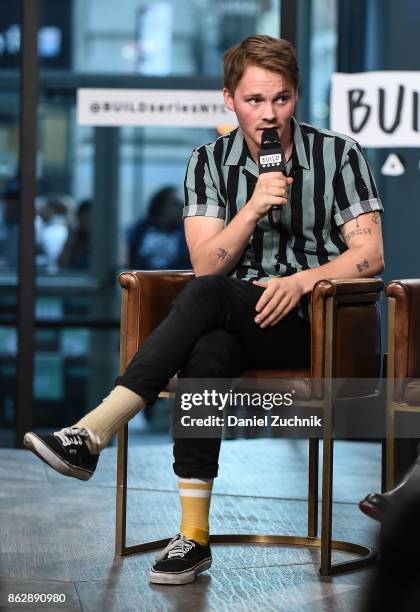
[149,533,212,585]
[23,427,100,481]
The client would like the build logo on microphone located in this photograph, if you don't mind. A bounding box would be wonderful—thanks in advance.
[259,153,283,167]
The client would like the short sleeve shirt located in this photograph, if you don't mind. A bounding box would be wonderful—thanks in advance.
[183,117,383,282]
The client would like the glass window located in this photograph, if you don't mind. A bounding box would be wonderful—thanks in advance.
[0,1,20,445]
[72,0,280,76]
[0,98,20,274]
[1,0,280,435]
[308,0,338,127]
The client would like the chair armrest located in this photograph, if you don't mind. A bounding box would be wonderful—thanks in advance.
[118,270,195,370]
[312,277,384,298]
[386,279,420,379]
[311,278,384,379]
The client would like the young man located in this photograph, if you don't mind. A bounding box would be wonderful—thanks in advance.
[24,35,384,585]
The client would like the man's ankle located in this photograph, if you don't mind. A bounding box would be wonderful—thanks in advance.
[181,529,210,547]
[77,427,102,455]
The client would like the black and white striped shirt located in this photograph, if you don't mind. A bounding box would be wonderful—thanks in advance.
[183,117,383,281]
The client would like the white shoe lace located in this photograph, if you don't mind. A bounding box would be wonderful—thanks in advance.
[54,427,101,451]
[155,534,196,562]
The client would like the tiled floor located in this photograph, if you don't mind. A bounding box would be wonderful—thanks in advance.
[0,437,382,611]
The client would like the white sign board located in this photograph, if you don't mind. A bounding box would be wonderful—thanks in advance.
[330,71,420,147]
[77,89,236,128]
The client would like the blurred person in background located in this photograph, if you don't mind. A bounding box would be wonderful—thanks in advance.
[127,186,191,271]
[0,178,44,271]
[59,199,91,270]
[38,195,70,273]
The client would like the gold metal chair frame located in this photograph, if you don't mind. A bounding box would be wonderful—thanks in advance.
[115,273,380,576]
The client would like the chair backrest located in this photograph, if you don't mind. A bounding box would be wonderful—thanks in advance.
[387,280,420,380]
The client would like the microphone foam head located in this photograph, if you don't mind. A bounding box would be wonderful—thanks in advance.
[261,128,280,147]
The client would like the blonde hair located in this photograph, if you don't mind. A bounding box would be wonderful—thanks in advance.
[223,35,299,94]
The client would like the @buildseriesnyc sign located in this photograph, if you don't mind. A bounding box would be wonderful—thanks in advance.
[77,89,237,128]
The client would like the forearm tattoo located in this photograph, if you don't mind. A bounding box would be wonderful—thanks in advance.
[356,259,370,273]
[371,211,380,224]
[217,248,232,264]
[343,227,372,243]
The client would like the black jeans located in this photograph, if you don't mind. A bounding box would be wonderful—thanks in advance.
[116,275,310,478]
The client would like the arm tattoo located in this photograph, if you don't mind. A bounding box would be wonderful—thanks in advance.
[356,259,370,273]
[343,227,372,243]
[217,248,232,264]
[371,211,380,224]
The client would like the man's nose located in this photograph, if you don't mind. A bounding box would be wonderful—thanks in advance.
[261,102,276,122]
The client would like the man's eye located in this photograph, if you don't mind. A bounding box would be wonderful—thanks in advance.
[276,96,290,104]
[247,98,261,105]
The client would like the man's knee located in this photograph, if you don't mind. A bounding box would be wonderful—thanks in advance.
[196,328,240,354]
[176,274,231,304]
[181,329,243,377]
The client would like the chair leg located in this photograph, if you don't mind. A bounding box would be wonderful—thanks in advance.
[381,438,387,493]
[386,381,396,489]
[308,438,319,538]
[115,424,128,556]
[320,437,334,575]
[114,426,376,572]
[386,423,395,489]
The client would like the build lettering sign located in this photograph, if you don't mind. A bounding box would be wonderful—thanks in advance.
[330,71,420,148]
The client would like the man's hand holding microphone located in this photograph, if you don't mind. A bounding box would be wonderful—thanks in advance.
[248,172,293,220]
[247,127,292,221]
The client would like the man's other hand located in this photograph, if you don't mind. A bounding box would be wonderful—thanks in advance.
[252,275,304,327]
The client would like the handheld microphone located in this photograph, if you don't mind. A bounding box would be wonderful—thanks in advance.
[257,128,287,223]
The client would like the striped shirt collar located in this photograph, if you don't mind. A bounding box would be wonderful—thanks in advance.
[223,116,310,175]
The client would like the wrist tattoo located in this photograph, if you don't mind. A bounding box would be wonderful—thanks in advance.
[356,259,370,273]
[217,248,232,264]
[371,211,380,224]
[343,227,372,243]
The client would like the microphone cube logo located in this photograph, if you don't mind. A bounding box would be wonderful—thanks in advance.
[260,153,283,167]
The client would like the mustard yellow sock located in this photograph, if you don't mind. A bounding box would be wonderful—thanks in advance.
[75,385,145,453]
[179,477,213,546]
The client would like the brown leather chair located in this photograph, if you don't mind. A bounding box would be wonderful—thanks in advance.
[115,270,383,576]
[386,280,420,488]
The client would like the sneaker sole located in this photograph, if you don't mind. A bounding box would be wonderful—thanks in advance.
[149,557,212,585]
[23,432,93,481]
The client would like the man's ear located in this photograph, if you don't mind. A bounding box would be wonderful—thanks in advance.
[223,87,235,112]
